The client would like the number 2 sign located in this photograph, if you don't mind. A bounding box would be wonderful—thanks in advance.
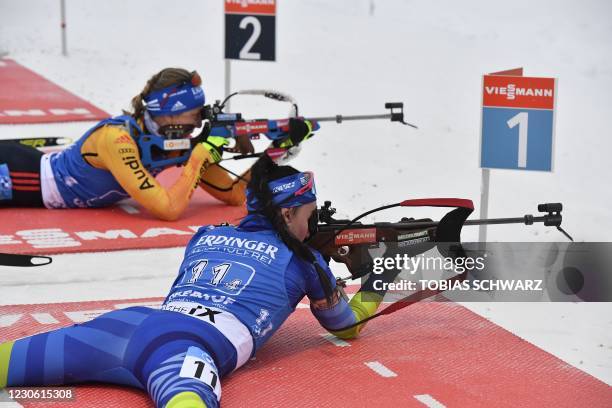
[480,75,556,171]
[225,0,276,61]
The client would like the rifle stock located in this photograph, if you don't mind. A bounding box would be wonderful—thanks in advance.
[307,201,570,279]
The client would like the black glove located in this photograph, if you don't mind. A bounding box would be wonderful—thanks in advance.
[276,118,314,148]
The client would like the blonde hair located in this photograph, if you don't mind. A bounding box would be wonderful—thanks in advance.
[129,67,193,119]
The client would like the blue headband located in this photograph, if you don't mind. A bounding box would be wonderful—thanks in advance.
[247,172,317,212]
[144,83,205,117]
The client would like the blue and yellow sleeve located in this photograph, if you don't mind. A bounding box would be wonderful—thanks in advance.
[310,291,384,340]
[306,251,384,339]
[83,126,214,221]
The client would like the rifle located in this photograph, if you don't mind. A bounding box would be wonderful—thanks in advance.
[201,89,415,158]
[307,199,572,329]
[309,199,572,280]
[12,90,415,170]
[138,90,414,170]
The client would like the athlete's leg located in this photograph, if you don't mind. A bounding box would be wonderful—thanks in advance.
[1,307,153,388]
[125,308,239,408]
[3,307,230,408]
[0,143,44,207]
[141,340,220,408]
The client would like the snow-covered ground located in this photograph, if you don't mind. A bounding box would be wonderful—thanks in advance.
[1,0,611,387]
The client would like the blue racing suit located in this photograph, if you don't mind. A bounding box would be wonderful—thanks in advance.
[0,215,358,408]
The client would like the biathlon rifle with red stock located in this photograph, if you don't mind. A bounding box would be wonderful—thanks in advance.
[199,89,415,160]
[307,199,573,329]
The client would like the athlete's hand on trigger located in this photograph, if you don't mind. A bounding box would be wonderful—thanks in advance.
[276,118,315,149]
[201,136,229,163]
[235,133,255,155]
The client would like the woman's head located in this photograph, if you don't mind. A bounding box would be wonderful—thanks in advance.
[246,155,333,303]
[246,155,318,242]
[131,68,205,137]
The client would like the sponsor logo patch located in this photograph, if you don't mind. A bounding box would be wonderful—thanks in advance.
[334,228,377,245]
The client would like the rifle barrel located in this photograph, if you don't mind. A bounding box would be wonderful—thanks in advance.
[465,216,542,226]
[310,113,393,123]
[316,215,557,231]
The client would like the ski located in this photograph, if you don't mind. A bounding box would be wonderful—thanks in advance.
[0,137,73,149]
[0,253,52,267]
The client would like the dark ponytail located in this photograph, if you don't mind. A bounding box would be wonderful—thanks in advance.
[248,155,334,304]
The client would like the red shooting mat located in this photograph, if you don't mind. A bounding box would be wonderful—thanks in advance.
[0,58,109,124]
[0,168,246,255]
[0,297,610,407]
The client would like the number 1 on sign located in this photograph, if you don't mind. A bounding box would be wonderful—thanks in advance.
[507,112,529,168]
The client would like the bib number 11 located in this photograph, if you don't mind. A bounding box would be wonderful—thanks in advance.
[180,346,221,400]
[184,259,255,296]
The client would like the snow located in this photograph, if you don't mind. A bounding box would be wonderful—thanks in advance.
[1,0,611,387]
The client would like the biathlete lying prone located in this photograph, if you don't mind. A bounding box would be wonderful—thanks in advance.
[0,67,315,220]
[0,153,383,408]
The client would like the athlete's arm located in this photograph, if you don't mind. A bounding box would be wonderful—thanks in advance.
[87,126,213,221]
[310,289,383,340]
[199,166,250,207]
[304,252,383,340]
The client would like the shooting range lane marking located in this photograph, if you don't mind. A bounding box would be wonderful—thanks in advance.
[0,314,22,328]
[364,361,397,377]
[414,394,447,408]
[31,313,60,324]
[319,333,351,347]
[0,389,24,407]
[118,204,140,214]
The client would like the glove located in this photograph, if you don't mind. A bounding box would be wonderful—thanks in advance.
[234,133,255,155]
[276,118,315,149]
[202,136,229,163]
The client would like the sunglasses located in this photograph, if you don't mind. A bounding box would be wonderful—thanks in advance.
[294,171,315,197]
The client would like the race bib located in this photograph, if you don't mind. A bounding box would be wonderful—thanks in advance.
[179,346,221,401]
